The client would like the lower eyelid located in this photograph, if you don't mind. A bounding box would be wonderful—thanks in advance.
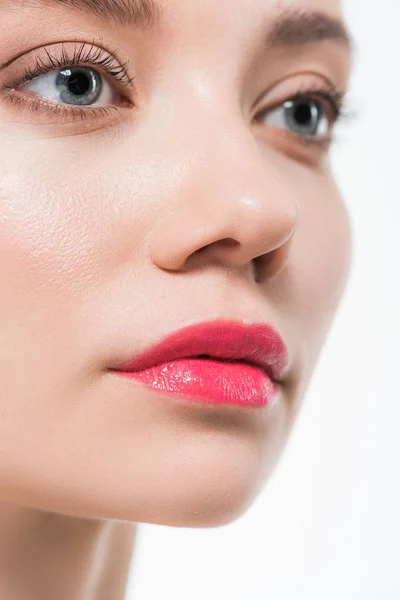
[2,90,124,125]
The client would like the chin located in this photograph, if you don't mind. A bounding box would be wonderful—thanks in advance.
[95,430,286,528]
[0,387,288,528]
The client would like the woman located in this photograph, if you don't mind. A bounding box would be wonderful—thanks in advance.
[0,0,354,597]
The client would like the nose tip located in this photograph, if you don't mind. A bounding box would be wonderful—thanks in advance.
[149,174,299,282]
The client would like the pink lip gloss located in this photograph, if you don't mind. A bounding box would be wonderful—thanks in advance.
[114,356,279,407]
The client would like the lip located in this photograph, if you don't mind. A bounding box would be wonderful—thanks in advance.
[109,319,289,407]
[111,319,288,382]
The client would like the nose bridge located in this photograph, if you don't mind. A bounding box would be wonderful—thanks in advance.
[170,79,297,224]
[155,64,239,158]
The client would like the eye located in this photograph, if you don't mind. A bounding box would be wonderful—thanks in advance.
[18,65,122,108]
[261,97,330,138]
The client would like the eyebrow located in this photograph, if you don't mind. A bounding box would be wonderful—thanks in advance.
[267,8,353,51]
[8,0,162,28]
[3,1,353,51]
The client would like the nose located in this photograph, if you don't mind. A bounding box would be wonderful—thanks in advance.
[149,108,299,283]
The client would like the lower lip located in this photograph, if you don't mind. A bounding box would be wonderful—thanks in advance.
[111,357,279,407]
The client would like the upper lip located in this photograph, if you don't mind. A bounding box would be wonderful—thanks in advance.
[110,319,289,383]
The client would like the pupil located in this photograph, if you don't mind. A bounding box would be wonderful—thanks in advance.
[68,72,91,97]
[294,103,312,125]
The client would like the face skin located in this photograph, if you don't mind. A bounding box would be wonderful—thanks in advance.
[0,0,353,596]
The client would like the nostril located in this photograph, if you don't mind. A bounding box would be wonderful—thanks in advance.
[196,238,239,254]
[216,238,240,248]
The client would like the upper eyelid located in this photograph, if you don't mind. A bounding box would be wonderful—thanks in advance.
[1,40,136,90]
[256,88,344,125]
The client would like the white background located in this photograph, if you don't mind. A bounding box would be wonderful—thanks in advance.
[126,1,395,598]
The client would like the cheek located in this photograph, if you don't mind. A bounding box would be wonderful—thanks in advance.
[0,142,138,489]
[285,170,353,364]
[0,135,157,406]
[0,137,140,308]
[0,159,92,335]
[0,143,120,392]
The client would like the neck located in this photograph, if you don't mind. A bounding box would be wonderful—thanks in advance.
[0,503,138,600]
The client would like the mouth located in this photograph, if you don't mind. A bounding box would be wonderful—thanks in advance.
[109,319,289,407]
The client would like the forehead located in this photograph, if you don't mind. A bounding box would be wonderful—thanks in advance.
[275,0,342,10]
[143,0,347,48]
[1,0,350,60]
[151,0,348,55]
[159,0,343,20]
[2,0,345,32]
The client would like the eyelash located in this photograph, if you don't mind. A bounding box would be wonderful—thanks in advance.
[1,40,350,146]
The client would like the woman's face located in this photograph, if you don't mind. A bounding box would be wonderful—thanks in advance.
[0,0,352,526]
